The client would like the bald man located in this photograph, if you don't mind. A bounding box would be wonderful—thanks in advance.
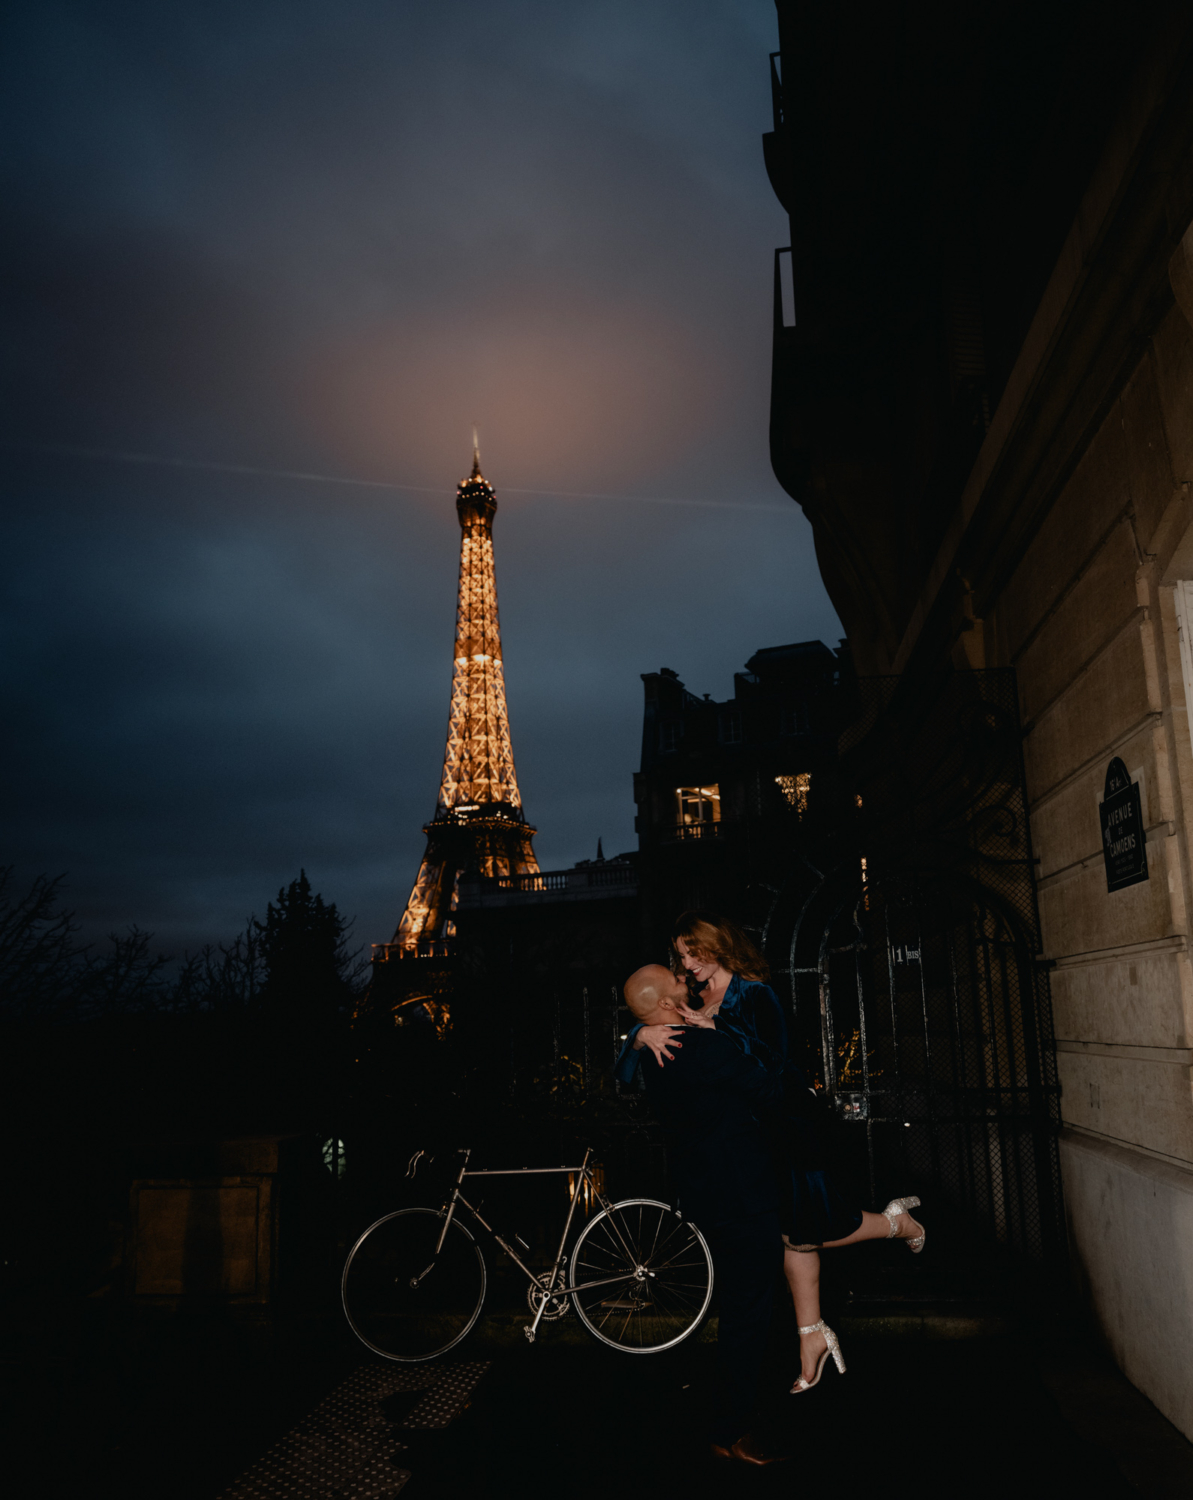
[621,965,787,1465]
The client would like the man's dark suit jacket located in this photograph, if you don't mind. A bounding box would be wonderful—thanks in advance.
[640,1025,784,1230]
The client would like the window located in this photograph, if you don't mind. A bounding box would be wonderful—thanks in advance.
[775,772,811,817]
[676,785,721,824]
[659,719,682,754]
[782,702,811,736]
[718,710,742,745]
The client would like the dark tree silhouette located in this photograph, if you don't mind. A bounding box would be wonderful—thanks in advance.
[0,869,78,1013]
[0,866,366,1022]
[254,869,363,1020]
[171,926,265,1011]
[0,866,173,1017]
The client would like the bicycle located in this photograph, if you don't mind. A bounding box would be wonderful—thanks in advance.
[341,1146,714,1361]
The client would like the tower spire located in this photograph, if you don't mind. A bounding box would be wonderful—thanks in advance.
[393,442,539,949]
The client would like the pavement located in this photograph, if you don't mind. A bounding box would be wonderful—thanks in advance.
[7,1260,1192,1499]
[203,1308,1193,1500]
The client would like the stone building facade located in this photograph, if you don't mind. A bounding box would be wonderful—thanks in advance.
[981,264,1193,1436]
[766,0,1193,1435]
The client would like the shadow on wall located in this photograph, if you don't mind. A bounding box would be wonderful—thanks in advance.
[1059,1129,1193,1440]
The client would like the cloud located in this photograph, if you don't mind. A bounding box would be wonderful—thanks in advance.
[0,0,840,955]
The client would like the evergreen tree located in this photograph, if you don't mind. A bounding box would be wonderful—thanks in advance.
[254,870,358,1018]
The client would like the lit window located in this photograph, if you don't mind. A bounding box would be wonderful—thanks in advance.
[322,1138,348,1179]
[776,772,811,816]
[676,785,721,824]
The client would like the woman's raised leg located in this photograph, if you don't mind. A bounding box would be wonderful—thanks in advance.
[820,1204,924,1249]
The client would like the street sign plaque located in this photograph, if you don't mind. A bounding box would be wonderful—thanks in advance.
[1100,756,1148,893]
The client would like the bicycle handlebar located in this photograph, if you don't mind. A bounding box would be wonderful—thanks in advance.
[406,1145,474,1179]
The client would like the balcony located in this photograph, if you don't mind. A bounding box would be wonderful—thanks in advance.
[371,940,455,963]
[456,860,638,910]
[497,863,636,893]
[665,821,722,843]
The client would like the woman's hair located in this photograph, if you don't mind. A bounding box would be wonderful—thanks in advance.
[669,910,770,984]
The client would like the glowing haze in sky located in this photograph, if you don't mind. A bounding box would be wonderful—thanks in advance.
[1,0,840,956]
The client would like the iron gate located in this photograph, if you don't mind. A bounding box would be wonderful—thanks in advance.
[763,670,1065,1263]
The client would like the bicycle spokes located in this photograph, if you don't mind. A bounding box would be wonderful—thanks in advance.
[342,1208,487,1363]
[569,1199,713,1353]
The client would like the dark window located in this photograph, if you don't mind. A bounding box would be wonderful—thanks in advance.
[659,719,683,753]
[718,710,742,745]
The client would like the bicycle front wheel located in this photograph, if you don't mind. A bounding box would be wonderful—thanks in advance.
[570,1198,713,1353]
[342,1207,486,1362]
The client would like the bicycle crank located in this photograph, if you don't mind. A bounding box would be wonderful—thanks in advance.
[526,1278,570,1321]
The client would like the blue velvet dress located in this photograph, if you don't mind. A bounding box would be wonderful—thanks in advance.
[615,974,862,1246]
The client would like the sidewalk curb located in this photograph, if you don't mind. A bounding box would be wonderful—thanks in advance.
[837,1312,1011,1339]
[462,1307,1012,1349]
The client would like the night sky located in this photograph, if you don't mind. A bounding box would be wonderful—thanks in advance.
[2,1,840,959]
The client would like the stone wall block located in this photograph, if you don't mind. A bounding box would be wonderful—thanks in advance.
[1140,598,1166,726]
[1030,726,1159,879]
[1050,947,1189,1048]
[1059,1132,1193,1441]
[1015,521,1139,721]
[1180,942,1193,1047]
[1001,411,1131,661]
[1039,856,1175,957]
[1121,351,1179,547]
[1057,1051,1193,1160]
[1158,584,1187,713]
[1157,585,1193,822]
[1024,623,1155,797]
[1151,305,1193,485]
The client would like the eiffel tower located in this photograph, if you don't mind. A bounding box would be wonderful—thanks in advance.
[392,441,539,950]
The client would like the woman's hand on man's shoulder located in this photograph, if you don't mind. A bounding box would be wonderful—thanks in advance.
[674,998,716,1028]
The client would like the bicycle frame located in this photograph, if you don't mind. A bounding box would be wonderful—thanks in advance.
[421,1147,646,1343]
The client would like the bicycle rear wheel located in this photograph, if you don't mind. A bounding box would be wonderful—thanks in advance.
[570,1198,713,1353]
[342,1207,486,1362]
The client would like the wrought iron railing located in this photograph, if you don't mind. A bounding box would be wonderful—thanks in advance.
[371,940,455,962]
[495,864,637,893]
[666,821,722,842]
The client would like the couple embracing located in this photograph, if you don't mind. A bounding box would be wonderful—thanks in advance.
[616,910,925,1466]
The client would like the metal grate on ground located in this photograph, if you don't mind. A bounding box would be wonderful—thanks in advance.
[219,1359,490,1499]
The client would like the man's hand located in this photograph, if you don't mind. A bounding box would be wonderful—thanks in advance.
[632,1024,686,1066]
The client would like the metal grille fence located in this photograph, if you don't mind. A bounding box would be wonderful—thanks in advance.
[765,669,1065,1263]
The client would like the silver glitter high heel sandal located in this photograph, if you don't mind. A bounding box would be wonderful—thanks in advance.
[882,1196,925,1252]
[790,1320,845,1393]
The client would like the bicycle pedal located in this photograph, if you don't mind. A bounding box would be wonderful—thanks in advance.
[523,1325,536,1342]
